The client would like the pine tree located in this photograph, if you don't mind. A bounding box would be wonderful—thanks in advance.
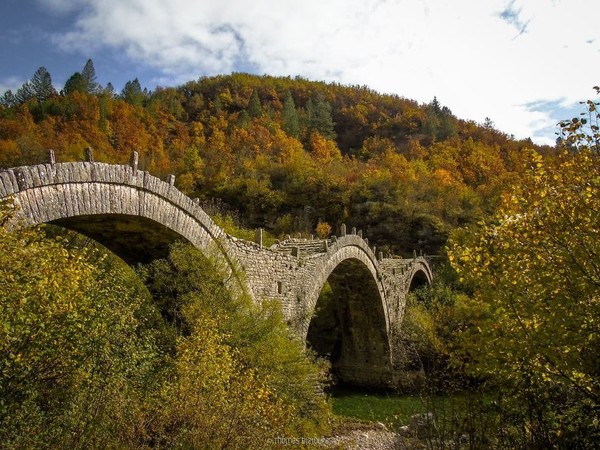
[62,72,87,95]
[282,91,299,137]
[81,59,100,93]
[104,82,115,97]
[12,67,56,104]
[247,89,262,118]
[29,67,57,101]
[307,94,336,140]
[0,90,16,107]
[14,81,34,104]
[120,78,145,106]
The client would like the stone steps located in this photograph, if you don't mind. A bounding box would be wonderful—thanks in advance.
[271,239,331,257]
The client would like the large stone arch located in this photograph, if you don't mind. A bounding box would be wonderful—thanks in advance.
[0,161,247,296]
[301,235,393,387]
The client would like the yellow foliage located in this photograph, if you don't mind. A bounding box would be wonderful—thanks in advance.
[315,221,332,239]
[309,131,341,163]
[448,149,600,404]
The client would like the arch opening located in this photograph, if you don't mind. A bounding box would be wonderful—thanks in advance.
[408,269,430,293]
[50,214,189,265]
[306,258,391,388]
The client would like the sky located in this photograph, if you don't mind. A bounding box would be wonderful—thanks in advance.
[0,0,598,145]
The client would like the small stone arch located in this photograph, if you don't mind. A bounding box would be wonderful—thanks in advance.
[407,257,434,293]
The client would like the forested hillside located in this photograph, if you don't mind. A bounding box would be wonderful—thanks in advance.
[2,62,600,448]
[0,62,554,254]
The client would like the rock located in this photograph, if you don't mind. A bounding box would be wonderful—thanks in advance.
[408,412,435,439]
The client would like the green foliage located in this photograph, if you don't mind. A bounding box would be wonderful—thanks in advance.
[81,59,101,94]
[120,78,147,107]
[282,90,300,137]
[0,201,160,449]
[332,388,428,425]
[0,90,16,107]
[305,93,336,140]
[11,67,57,105]
[394,265,487,391]
[422,97,457,142]
[247,88,263,118]
[448,148,600,447]
[139,243,332,444]
[62,72,88,96]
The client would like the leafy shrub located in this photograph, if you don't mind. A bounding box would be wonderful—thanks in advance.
[0,201,160,449]
[138,242,332,446]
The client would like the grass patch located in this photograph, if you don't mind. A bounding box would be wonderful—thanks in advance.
[330,386,487,433]
[330,386,427,427]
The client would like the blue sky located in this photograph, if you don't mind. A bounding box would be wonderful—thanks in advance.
[1,0,598,145]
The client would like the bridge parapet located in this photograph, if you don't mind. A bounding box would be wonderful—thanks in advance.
[380,255,433,281]
[0,161,225,242]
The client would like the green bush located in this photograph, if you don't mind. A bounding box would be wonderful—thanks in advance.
[0,201,160,449]
[139,242,332,446]
[0,199,331,448]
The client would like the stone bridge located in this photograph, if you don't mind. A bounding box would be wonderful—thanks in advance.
[0,151,433,388]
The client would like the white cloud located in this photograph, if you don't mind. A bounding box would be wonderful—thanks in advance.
[0,76,25,94]
[39,0,600,144]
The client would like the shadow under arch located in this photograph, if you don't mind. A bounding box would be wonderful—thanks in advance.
[50,214,190,265]
[408,268,431,293]
[1,162,248,297]
[304,244,392,388]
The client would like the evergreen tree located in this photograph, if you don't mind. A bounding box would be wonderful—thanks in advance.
[29,66,56,101]
[81,59,100,93]
[423,97,456,141]
[120,78,146,106]
[247,89,262,118]
[0,90,16,107]
[237,109,251,128]
[430,96,441,114]
[12,67,56,104]
[14,81,34,104]
[282,90,299,137]
[104,82,115,97]
[307,94,336,140]
[62,72,87,95]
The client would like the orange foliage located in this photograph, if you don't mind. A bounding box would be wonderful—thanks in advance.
[309,132,341,164]
[0,73,552,253]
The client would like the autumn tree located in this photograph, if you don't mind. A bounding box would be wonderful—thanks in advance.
[448,147,600,447]
[139,243,331,445]
[557,85,600,152]
[0,202,159,449]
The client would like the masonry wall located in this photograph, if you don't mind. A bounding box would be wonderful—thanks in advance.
[225,237,322,322]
